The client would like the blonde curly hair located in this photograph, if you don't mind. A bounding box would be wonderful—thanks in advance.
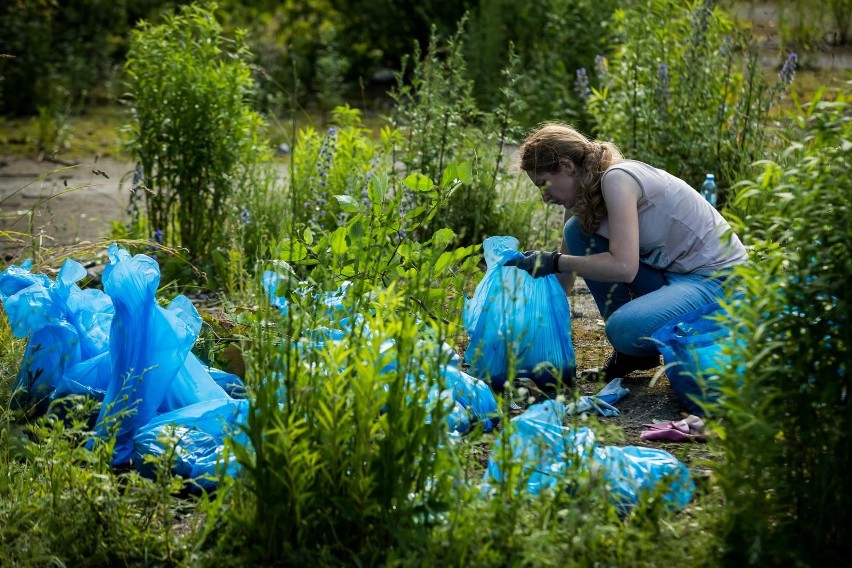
[518,123,623,235]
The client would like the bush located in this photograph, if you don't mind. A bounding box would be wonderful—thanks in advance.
[389,26,537,247]
[465,0,619,130]
[124,2,269,274]
[585,0,795,201]
[0,397,196,565]
[712,89,851,565]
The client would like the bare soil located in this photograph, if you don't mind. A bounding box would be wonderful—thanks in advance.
[568,280,695,441]
[0,156,134,260]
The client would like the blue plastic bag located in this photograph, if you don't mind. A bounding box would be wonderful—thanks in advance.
[93,244,227,465]
[133,398,249,490]
[481,400,694,511]
[264,270,498,435]
[464,236,576,391]
[441,365,499,432]
[0,258,114,406]
[652,302,738,416]
[482,400,597,495]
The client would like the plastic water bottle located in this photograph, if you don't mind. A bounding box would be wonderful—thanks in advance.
[700,173,718,207]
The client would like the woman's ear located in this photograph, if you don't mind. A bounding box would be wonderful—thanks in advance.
[559,159,577,175]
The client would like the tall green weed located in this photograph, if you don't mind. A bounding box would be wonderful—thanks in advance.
[585,0,795,200]
[124,3,270,274]
[389,26,538,247]
[206,285,465,565]
[0,397,198,565]
[712,90,851,565]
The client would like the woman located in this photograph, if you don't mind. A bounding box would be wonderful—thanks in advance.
[506,123,747,380]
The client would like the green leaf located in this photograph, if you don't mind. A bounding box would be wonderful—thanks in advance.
[368,172,387,205]
[277,238,308,262]
[335,194,360,213]
[441,162,473,187]
[303,227,314,245]
[403,205,427,221]
[430,228,455,250]
[433,250,454,274]
[456,162,473,184]
[403,173,434,192]
[330,226,349,255]
[441,164,458,188]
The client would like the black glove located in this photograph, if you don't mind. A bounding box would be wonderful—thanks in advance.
[504,250,561,278]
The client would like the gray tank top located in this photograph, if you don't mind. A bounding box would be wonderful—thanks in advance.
[596,160,747,275]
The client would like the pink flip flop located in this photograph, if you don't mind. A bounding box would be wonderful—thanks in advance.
[640,415,706,442]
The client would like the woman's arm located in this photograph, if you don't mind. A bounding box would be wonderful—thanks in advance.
[556,208,576,294]
[556,169,641,282]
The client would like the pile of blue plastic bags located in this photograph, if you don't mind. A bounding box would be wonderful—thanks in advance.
[0,244,499,489]
[0,239,694,511]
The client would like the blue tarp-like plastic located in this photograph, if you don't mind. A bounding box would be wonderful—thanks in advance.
[0,246,243,470]
[93,245,230,464]
[481,400,694,512]
[464,236,576,391]
[0,258,114,405]
[262,271,499,435]
[652,302,738,416]
[133,397,249,490]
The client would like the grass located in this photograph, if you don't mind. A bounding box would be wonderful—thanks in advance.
[0,105,129,161]
[0,102,390,165]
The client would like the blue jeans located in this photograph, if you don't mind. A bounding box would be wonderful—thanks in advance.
[563,217,730,356]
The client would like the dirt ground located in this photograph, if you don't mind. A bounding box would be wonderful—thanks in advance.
[0,156,135,260]
[567,280,695,445]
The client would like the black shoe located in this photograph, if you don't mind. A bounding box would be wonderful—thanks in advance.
[584,350,660,381]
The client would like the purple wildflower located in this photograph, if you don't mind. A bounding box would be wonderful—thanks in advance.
[779,52,797,85]
[575,68,591,107]
[240,208,251,225]
[594,55,609,85]
[152,229,163,244]
[656,63,671,107]
[689,0,713,45]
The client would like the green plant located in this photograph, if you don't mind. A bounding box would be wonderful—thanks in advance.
[286,105,386,235]
[389,25,536,247]
[283,135,483,324]
[206,282,465,565]
[711,89,851,565]
[0,397,197,565]
[465,0,619,130]
[585,0,795,202]
[124,2,270,272]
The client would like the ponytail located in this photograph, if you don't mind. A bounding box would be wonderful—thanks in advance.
[519,123,622,234]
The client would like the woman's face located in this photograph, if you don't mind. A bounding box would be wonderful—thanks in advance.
[527,160,579,208]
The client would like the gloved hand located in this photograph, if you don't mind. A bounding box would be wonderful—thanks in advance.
[504,251,561,278]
